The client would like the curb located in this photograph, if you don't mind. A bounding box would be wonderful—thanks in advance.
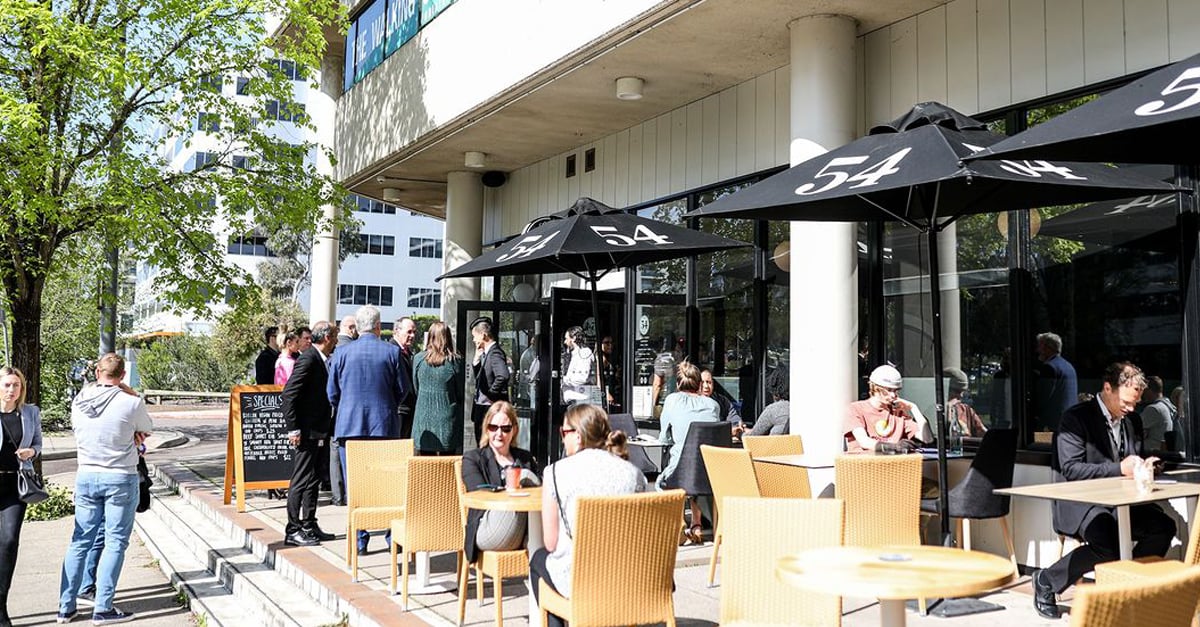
[41,430,189,461]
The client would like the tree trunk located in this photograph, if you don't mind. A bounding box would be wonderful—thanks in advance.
[9,286,44,408]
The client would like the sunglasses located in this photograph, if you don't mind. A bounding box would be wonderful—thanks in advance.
[560,426,577,437]
[486,423,513,434]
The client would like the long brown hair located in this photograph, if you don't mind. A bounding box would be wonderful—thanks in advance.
[563,404,628,460]
[423,321,458,367]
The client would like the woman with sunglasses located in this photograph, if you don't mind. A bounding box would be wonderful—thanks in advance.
[530,404,646,627]
[461,401,541,563]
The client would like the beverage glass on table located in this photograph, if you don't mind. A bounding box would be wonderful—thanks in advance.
[506,465,521,492]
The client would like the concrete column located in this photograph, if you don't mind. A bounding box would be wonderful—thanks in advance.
[307,51,344,323]
[787,15,858,484]
[443,171,484,323]
[938,224,962,370]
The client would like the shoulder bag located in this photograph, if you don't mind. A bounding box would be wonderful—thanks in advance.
[3,420,47,504]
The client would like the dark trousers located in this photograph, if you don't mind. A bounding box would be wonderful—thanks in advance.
[0,488,26,624]
[529,548,566,627]
[316,439,330,490]
[471,404,490,445]
[328,439,345,505]
[1044,504,1176,592]
[286,439,321,535]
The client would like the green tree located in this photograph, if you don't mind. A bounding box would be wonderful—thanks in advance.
[38,238,103,425]
[211,288,307,374]
[257,204,365,303]
[137,334,241,391]
[0,0,342,403]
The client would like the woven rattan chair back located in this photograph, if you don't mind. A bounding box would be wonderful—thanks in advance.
[345,439,413,578]
[346,438,414,508]
[743,434,812,499]
[392,456,463,603]
[741,434,804,457]
[700,445,762,586]
[1071,563,1200,627]
[543,490,686,627]
[835,453,922,547]
[719,497,844,626]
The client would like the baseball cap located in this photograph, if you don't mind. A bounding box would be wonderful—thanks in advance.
[869,364,903,389]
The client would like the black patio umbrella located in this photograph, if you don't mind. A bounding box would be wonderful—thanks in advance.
[439,196,750,407]
[687,101,1182,545]
[965,52,1200,164]
[1039,192,1178,253]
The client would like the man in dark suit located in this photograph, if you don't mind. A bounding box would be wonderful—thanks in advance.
[392,317,418,440]
[1033,361,1175,619]
[254,326,279,385]
[327,305,411,554]
[470,317,510,443]
[281,320,337,546]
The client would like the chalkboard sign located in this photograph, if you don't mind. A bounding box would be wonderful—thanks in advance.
[223,385,291,512]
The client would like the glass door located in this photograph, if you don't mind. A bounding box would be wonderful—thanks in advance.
[456,300,550,462]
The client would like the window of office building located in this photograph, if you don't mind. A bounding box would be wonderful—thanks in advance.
[227,234,275,257]
[353,195,398,214]
[338,284,394,306]
[359,233,395,255]
[265,100,305,124]
[409,237,442,258]
[196,112,219,132]
[408,287,441,309]
[188,151,217,172]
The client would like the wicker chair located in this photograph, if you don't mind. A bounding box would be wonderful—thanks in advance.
[700,445,761,587]
[742,434,812,499]
[538,490,686,627]
[391,456,464,608]
[834,453,922,547]
[345,438,413,581]
[1070,563,1200,627]
[452,460,530,627]
[718,497,844,626]
[1096,507,1200,586]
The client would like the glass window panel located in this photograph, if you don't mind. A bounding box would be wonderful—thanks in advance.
[635,200,687,294]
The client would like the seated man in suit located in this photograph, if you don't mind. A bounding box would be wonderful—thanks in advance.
[1032,361,1175,619]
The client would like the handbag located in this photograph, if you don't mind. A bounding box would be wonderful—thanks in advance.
[2,415,48,504]
[137,456,152,513]
[16,466,48,504]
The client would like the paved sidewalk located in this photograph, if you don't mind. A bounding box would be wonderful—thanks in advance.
[10,479,194,626]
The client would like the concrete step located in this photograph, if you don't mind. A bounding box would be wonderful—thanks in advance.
[145,460,434,627]
[137,480,344,627]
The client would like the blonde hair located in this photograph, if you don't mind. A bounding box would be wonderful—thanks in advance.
[563,404,629,460]
[478,401,520,448]
[0,367,27,408]
[676,360,701,393]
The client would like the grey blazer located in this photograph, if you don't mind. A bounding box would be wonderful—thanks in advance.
[0,405,43,470]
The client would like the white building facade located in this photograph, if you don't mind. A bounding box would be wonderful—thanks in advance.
[322,0,1200,565]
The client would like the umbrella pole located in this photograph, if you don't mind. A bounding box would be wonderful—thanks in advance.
[926,226,952,547]
[587,272,609,412]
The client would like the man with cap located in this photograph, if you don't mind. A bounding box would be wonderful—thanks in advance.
[470,317,510,444]
[845,364,931,453]
[945,367,987,437]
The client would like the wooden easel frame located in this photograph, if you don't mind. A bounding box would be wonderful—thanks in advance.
[223,384,289,512]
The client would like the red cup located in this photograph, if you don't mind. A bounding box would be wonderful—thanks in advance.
[506,466,521,492]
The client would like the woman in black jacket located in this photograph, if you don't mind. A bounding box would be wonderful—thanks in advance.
[461,401,541,562]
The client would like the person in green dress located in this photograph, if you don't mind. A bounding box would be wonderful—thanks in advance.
[412,321,465,454]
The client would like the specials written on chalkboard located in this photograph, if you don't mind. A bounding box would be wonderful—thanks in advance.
[224,385,291,512]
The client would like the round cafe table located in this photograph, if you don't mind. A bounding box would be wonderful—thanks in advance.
[777,545,1015,627]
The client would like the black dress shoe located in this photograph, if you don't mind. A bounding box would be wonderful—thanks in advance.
[304,526,336,541]
[284,530,320,547]
[1032,569,1061,619]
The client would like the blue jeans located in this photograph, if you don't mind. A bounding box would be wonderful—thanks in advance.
[59,472,139,614]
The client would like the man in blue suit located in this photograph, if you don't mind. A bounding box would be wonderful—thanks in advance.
[327,305,410,554]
